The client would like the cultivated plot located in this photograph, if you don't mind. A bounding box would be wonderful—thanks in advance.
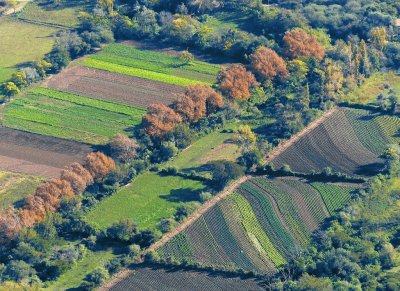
[45,66,183,107]
[2,87,146,144]
[83,44,221,86]
[109,265,263,291]
[271,108,400,177]
[157,177,358,273]
[0,127,92,177]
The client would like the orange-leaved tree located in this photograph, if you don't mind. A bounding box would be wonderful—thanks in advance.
[218,64,258,101]
[84,152,116,182]
[250,46,289,81]
[283,28,325,60]
[173,84,224,122]
[143,103,183,137]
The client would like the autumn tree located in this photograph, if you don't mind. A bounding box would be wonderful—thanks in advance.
[370,27,388,52]
[109,134,138,162]
[234,125,257,151]
[284,29,325,60]
[143,103,182,137]
[61,162,94,194]
[250,47,289,81]
[84,152,116,182]
[173,84,224,122]
[0,207,22,244]
[218,64,257,100]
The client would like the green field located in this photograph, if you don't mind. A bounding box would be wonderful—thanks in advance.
[18,0,92,28]
[158,177,360,273]
[45,248,114,290]
[85,172,205,230]
[345,72,400,104]
[0,171,42,210]
[2,87,146,144]
[163,129,240,171]
[0,18,58,83]
[84,44,221,86]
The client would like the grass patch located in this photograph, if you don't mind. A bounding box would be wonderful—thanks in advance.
[18,0,93,28]
[345,72,400,104]
[85,172,205,230]
[84,44,221,85]
[45,248,114,290]
[0,18,57,83]
[2,87,146,144]
[0,171,42,210]
[164,130,240,171]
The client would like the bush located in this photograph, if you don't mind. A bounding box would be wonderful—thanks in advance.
[85,267,109,285]
[106,219,138,243]
[199,191,213,202]
[174,202,200,222]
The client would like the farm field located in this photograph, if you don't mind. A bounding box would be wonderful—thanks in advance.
[45,66,183,107]
[0,127,92,177]
[2,87,146,144]
[109,265,263,291]
[83,43,221,86]
[271,107,400,177]
[157,177,358,273]
[85,172,206,230]
[0,171,42,210]
[17,0,92,28]
[0,17,57,83]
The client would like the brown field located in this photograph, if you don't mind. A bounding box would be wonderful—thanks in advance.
[44,66,183,107]
[0,127,92,177]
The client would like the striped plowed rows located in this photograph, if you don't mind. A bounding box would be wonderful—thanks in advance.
[109,266,263,291]
[277,179,330,227]
[271,108,383,176]
[45,66,183,107]
[237,186,297,258]
[0,127,92,177]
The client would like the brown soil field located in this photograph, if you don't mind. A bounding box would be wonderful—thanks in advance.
[0,127,92,178]
[44,66,184,107]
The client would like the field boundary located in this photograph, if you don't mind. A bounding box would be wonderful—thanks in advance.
[265,107,339,163]
[99,175,250,290]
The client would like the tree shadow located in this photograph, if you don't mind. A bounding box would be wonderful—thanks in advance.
[354,162,385,176]
[159,187,202,203]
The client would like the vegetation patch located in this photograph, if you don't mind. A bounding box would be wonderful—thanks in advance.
[85,172,205,230]
[0,171,42,210]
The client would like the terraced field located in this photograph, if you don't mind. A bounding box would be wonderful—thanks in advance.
[83,44,221,86]
[2,87,146,144]
[157,177,358,273]
[271,108,400,177]
[109,265,263,291]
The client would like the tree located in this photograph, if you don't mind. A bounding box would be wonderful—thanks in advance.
[208,160,244,189]
[188,0,222,13]
[2,82,20,97]
[250,46,288,81]
[97,0,113,14]
[173,84,223,122]
[143,103,182,137]
[234,125,256,151]
[218,64,257,100]
[284,28,325,59]
[2,260,37,283]
[179,50,194,64]
[0,207,22,244]
[61,163,93,194]
[134,7,160,38]
[10,71,27,88]
[370,27,388,52]
[109,134,138,162]
[84,152,116,182]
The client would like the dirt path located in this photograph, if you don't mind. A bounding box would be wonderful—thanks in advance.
[265,107,339,164]
[2,0,30,16]
[99,175,250,290]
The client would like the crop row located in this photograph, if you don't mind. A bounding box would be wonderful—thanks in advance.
[251,178,311,244]
[229,192,286,267]
[84,58,205,86]
[237,184,298,257]
[311,182,357,214]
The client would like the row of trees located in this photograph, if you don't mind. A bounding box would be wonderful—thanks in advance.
[0,152,115,247]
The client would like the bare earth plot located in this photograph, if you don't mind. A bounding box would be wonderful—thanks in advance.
[45,66,183,107]
[0,127,92,177]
